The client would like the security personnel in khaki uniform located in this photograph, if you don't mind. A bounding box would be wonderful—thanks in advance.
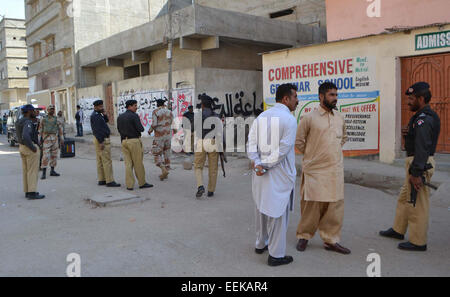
[16,104,45,199]
[194,95,221,199]
[39,104,64,179]
[380,82,441,251]
[117,99,153,190]
[90,100,121,187]
[149,99,174,180]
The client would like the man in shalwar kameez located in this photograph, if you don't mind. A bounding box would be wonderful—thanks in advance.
[247,84,298,266]
[295,82,351,255]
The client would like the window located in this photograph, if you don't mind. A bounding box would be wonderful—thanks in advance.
[0,41,3,51]
[140,63,149,76]
[45,36,55,56]
[30,0,40,16]
[0,69,5,80]
[33,43,41,61]
[124,65,140,80]
[269,8,295,19]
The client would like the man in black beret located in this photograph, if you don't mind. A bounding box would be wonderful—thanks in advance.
[193,94,222,199]
[16,104,45,199]
[90,99,121,187]
[380,82,441,251]
[117,99,153,190]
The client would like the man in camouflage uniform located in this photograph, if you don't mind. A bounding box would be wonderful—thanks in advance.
[39,104,64,179]
[149,99,174,180]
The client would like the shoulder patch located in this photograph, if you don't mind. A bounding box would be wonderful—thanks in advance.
[417,119,425,126]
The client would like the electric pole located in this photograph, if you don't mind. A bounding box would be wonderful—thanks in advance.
[167,0,173,110]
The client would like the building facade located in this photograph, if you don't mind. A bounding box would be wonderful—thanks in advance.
[0,18,28,113]
[263,24,450,163]
[75,3,326,145]
[24,0,152,124]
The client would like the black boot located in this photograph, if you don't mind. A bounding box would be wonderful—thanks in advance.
[379,228,404,240]
[41,168,46,180]
[106,181,121,187]
[398,241,427,251]
[26,192,45,200]
[196,186,205,198]
[267,255,294,266]
[50,167,60,176]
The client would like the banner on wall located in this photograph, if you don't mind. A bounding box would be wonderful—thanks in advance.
[117,88,194,137]
[78,97,100,133]
[264,56,379,153]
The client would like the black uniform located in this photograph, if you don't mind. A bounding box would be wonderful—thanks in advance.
[16,117,39,151]
[117,110,144,140]
[182,110,195,132]
[404,105,441,177]
[90,111,110,143]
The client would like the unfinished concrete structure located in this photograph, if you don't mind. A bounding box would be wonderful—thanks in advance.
[24,0,151,124]
[0,18,28,113]
[76,3,326,139]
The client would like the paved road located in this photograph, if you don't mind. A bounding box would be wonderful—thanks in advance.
[0,135,448,276]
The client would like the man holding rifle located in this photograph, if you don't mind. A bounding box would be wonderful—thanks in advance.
[380,82,440,251]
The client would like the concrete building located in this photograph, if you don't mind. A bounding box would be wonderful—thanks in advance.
[149,0,326,26]
[75,3,326,139]
[263,23,450,163]
[24,0,152,124]
[0,18,28,113]
[325,0,450,41]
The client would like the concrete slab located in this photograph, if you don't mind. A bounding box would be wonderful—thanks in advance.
[87,192,147,207]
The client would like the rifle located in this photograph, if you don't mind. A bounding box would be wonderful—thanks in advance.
[219,152,227,177]
[409,163,438,207]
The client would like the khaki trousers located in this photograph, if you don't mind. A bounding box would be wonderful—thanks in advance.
[194,139,218,193]
[94,137,114,184]
[296,198,345,244]
[393,156,435,246]
[19,144,40,193]
[122,138,146,188]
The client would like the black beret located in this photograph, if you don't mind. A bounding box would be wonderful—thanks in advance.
[200,94,213,105]
[21,104,35,112]
[125,99,137,107]
[93,100,103,106]
[405,82,430,96]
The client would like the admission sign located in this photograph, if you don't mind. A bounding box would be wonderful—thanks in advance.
[415,30,450,51]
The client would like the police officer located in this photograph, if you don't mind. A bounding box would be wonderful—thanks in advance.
[182,105,195,154]
[16,104,45,200]
[117,99,153,190]
[194,94,222,198]
[39,104,64,179]
[90,100,121,187]
[380,82,441,251]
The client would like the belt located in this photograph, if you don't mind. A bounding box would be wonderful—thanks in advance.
[122,137,140,140]
[407,153,434,157]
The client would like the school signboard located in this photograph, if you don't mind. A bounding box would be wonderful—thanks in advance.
[263,55,380,155]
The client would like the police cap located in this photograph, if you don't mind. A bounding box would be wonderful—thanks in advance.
[405,82,430,96]
[93,100,103,106]
[21,104,35,112]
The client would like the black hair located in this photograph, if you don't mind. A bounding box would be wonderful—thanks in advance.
[126,99,138,108]
[318,82,338,96]
[414,89,432,104]
[156,100,165,107]
[77,105,80,109]
[275,83,298,102]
